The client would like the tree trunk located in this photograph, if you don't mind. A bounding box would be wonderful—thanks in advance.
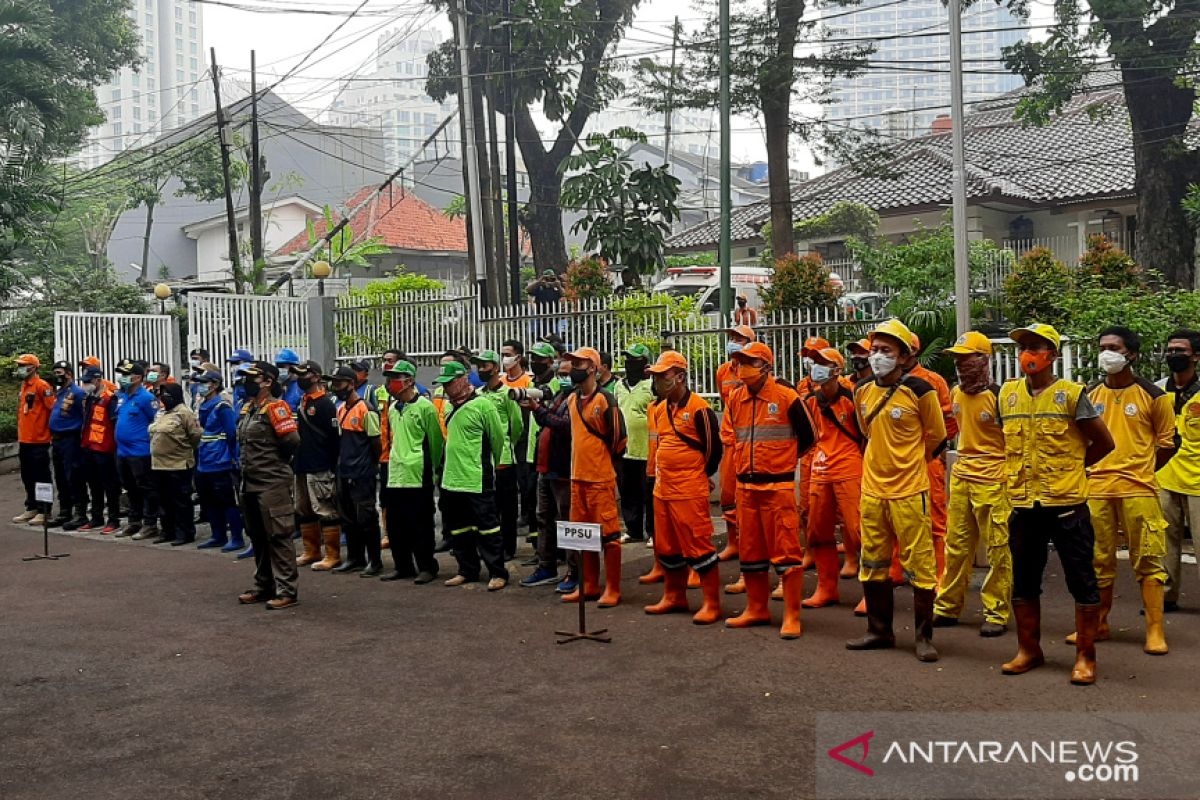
[140,198,155,285]
[515,106,570,272]
[486,85,510,305]
[762,0,804,260]
[471,73,499,306]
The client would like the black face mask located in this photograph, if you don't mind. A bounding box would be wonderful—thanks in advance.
[569,368,590,385]
[625,359,647,383]
[333,387,352,401]
[298,375,319,391]
[54,374,68,387]
[477,368,496,384]
[531,359,553,378]
[243,378,261,396]
[851,356,871,373]
[1167,354,1193,374]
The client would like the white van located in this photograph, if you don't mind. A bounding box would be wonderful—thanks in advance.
[652,265,773,315]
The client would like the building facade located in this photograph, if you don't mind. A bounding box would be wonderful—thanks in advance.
[76,0,213,169]
[822,0,1025,139]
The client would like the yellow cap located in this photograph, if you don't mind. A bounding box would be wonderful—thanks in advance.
[1009,323,1062,351]
[867,318,915,353]
[944,331,994,356]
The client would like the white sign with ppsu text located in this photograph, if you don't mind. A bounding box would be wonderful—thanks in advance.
[556,521,602,552]
[34,482,53,504]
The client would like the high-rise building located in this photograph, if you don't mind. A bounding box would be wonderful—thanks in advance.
[586,102,717,160]
[75,0,213,169]
[822,0,1025,140]
[327,28,459,167]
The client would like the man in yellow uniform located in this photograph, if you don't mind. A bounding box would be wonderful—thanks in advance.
[1067,326,1173,656]
[1157,329,1200,611]
[846,318,946,662]
[933,332,1011,637]
[998,323,1114,685]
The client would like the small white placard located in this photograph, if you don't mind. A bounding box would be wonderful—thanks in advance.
[34,482,53,504]
[556,521,602,552]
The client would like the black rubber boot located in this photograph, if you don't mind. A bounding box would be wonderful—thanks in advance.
[846,581,896,650]
[913,587,940,662]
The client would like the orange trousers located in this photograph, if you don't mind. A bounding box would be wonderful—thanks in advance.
[719,448,737,526]
[654,495,717,569]
[736,485,802,572]
[808,478,861,549]
[571,480,621,539]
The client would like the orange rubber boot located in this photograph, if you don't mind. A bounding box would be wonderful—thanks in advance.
[780,567,804,639]
[800,546,815,572]
[693,567,722,625]
[687,568,701,589]
[717,522,739,561]
[639,559,665,585]
[725,573,746,594]
[311,525,343,571]
[562,552,602,603]
[726,571,772,628]
[597,542,622,608]
[645,568,690,615]
[840,527,861,579]
[854,595,867,616]
[802,545,841,608]
[771,577,785,601]
[295,522,322,567]
[934,535,946,587]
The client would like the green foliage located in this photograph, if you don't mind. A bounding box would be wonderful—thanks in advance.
[1077,234,1142,290]
[848,220,1010,300]
[336,269,446,355]
[304,205,391,274]
[344,272,444,301]
[664,252,717,267]
[442,194,466,220]
[1002,246,1070,326]
[760,253,842,313]
[563,256,612,301]
[560,129,681,275]
[793,201,879,243]
[611,290,720,381]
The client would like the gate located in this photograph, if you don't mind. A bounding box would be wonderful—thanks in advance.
[55,312,181,378]
[187,293,309,383]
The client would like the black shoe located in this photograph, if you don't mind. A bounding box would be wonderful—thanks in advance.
[170,538,195,547]
[979,621,1007,637]
[360,562,383,578]
[521,554,540,567]
[932,614,959,628]
[434,539,452,553]
[62,517,88,531]
[48,515,71,529]
[414,570,437,585]
[152,534,173,545]
[379,569,407,581]
[332,560,365,574]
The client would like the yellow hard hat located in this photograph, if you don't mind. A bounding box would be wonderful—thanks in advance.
[867,318,915,353]
[944,331,994,356]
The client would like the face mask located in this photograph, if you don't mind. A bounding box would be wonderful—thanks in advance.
[851,356,870,373]
[477,367,496,383]
[333,387,351,401]
[244,378,262,396]
[16,366,31,379]
[557,375,573,390]
[387,379,407,396]
[726,342,744,358]
[653,374,677,397]
[145,371,160,384]
[298,375,318,391]
[1098,350,1128,375]
[501,356,518,370]
[626,360,647,383]
[955,355,991,395]
[800,357,813,376]
[117,375,133,389]
[532,359,553,378]
[203,383,221,397]
[810,364,834,384]
[736,363,765,387]
[189,359,201,369]
[54,373,68,386]
[1019,350,1055,376]
[1166,354,1193,374]
[868,353,897,378]
[82,382,97,395]
[569,368,590,385]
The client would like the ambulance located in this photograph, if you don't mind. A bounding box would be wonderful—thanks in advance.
[652,265,773,316]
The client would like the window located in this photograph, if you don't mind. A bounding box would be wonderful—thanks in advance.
[190,41,197,54]
[175,6,181,18]
[112,88,121,101]
[191,88,197,101]
[189,10,196,22]
[189,57,198,70]
[134,122,142,133]
[111,106,122,119]
[176,69,184,82]
[113,121,122,135]
[176,53,183,67]
[191,103,198,115]
[175,22,183,34]
[133,106,141,120]
[148,77,156,90]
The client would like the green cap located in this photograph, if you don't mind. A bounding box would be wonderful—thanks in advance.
[433,361,468,384]
[622,343,652,360]
[542,269,556,277]
[472,349,500,365]
[384,359,416,377]
[529,342,556,359]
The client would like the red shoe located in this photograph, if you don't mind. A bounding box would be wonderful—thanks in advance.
[102,523,120,534]
[78,522,98,532]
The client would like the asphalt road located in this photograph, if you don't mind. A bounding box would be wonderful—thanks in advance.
[1,478,1197,800]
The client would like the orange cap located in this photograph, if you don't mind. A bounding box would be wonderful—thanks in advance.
[726,324,757,342]
[847,338,870,354]
[15,353,39,367]
[802,336,832,357]
[567,346,601,369]
[647,351,688,374]
[78,355,102,369]
[731,341,774,366]
[814,347,845,368]
[909,332,922,353]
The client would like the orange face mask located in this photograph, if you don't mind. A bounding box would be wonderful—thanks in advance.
[1019,350,1054,375]
[737,363,765,386]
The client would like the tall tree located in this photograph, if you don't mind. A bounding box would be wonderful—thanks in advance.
[1003,0,1196,287]
[428,0,640,272]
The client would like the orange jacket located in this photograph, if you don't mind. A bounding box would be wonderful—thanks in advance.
[802,381,863,483]
[648,389,722,500]
[909,363,958,442]
[720,375,816,491]
[716,361,741,445]
[569,387,625,484]
[83,389,118,453]
[17,374,55,444]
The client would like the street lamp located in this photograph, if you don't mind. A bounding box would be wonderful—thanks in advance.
[153,283,172,314]
[311,260,332,297]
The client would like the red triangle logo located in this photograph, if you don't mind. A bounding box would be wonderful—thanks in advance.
[827,731,875,776]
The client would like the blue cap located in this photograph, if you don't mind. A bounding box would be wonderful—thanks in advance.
[233,363,250,376]
[227,348,254,364]
[196,369,223,384]
[81,367,103,383]
[274,348,301,367]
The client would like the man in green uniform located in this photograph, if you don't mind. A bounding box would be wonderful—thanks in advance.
[472,349,525,561]
[615,343,654,542]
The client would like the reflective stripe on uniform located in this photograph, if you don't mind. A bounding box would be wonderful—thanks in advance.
[734,424,796,442]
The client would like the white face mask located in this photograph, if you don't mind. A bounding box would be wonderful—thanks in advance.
[869,353,898,378]
[800,357,813,376]
[502,356,517,370]
[1098,350,1128,375]
[810,364,834,384]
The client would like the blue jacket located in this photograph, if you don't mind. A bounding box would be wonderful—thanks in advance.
[49,383,87,434]
[281,378,303,413]
[231,383,247,409]
[197,395,239,473]
[115,386,158,458]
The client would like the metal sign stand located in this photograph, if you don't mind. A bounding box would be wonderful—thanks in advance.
[554,521,611,645]
[23,484,69,562]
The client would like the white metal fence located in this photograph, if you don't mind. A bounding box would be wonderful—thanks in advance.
[55,311,181,378]
[187,293,310,384]
[988,337,1088,385]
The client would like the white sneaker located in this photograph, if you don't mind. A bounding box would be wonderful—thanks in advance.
[619,533,631,543]
[645,536,654,549]
[444,575,468,587]
[487,577,507,591]
[28,514,45,526]
[12,510,36,524]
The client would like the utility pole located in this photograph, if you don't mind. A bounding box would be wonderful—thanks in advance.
[454,0,488,301]
[718,0,732,322]
[948,0,970,336]
[503,0,521,307]
[249,51,264,276]
[209,49,242,293]
[663,16,680,166]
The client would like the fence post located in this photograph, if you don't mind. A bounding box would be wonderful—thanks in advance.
[308,296,338,371]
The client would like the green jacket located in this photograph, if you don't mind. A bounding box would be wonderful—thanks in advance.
[441,395,505,493]
[476,383,524,468]
[525,376,561,462]
[615,377,654,460]
[386,395,444,489]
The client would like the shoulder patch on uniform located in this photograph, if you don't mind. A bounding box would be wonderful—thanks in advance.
[1054,389,1067,406]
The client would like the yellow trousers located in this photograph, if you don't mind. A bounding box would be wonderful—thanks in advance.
[859,492,936,590]
[1088,496,1168,587]
[934,475,1012,624]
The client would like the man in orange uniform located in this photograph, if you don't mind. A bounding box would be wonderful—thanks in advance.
[714,324,756,595]
[801,348,863,607]
[907,333,957,583]
[721,342,817,639]
[562,347,627,606]
[12,354,55,526]
[792,336,832,584]
[643,352,724,624]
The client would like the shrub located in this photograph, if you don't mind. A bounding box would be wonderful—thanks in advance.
[1003,246,1070,326]
[1078,234,1141,289]
[759,253,842,313]
[563,256,612,301]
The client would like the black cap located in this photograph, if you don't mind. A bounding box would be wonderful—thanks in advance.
[242,361,280,381]
[293,359,323,376]
[323,365,358,382]
[115,359,145,376]
[52,360,72,372]
[158,382,184,405]
[349,359,371,374]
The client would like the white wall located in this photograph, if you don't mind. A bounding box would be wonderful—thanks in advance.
[193,202,316,282]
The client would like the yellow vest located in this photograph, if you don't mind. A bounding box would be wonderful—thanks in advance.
[998,378,1090,508]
